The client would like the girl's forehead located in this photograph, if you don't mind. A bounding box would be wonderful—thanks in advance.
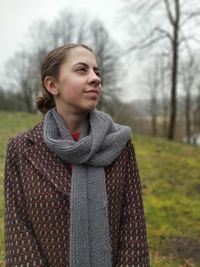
[67,47,97,64]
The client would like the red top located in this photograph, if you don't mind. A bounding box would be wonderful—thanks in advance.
[71,132,80,142]
[67,132,80,174]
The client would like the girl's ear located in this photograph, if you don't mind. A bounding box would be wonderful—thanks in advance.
[44,76,59,96]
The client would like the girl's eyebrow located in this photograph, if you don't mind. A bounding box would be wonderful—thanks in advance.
[73,62,99,71]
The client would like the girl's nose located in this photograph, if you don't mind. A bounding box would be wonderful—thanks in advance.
[88,71,101,85]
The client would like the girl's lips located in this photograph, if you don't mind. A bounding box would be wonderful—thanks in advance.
[85,89,99,95]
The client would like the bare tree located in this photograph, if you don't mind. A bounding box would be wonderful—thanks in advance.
[180,56,198,143]
[143,52,171,137]
[89,19,121,112]
[0,87,26,111]
[50,11,77,46]
[160,54,171,137]
[4,10,121,113]
[123,0,200,140]
[192,78,200,144]
[145,58,159,136]
[5,51,36,112]
[196,86,200,129]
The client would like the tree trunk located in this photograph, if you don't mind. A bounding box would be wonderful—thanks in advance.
[168,0,180,140]
[163,102,168,137]
[151,97,157,136]
[185,91,191,144]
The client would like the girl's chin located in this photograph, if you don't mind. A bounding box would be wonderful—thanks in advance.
[83,105,97,112]
[83,101,99,111]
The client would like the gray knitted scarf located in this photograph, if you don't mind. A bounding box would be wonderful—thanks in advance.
[43,107,131,267]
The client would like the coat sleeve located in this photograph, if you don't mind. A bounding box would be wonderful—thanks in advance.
[116,140,150,266]
[4,138,47,266]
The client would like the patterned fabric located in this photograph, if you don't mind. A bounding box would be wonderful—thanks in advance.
[4,122,150,267]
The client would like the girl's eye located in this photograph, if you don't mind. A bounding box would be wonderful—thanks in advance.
[77,68,86,73]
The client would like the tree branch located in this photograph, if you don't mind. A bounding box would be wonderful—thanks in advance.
[179,35,200,45]
[181,9,200,26]
[127,35,166,52]
[163,0,175,25]
[132,0,159,14]
[155,26,173,43]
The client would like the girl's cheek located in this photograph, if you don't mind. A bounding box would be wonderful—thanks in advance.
[71,80,85,91]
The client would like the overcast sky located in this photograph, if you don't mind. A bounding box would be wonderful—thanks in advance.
[1,0,123,67]
[1,0,144,100]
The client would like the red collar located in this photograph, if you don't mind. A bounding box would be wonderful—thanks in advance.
[71,132,80,141]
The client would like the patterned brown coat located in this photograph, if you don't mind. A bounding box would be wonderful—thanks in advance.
[4,122,149,267]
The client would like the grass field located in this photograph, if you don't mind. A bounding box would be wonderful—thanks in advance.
[0,111,200,266]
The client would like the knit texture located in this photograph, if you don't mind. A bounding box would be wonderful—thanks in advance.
[67,132,80,174]
[43,108,131,267]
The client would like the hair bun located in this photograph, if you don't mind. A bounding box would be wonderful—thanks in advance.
[36,95,55,114]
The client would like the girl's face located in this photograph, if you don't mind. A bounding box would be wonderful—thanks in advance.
[54,46,101,114]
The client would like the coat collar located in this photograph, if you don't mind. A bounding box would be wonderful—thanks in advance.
[24,122,71,196]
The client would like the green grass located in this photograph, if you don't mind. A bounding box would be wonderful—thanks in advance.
[0,111,200,266]
[0,111,41,266]
[133,135,200,266]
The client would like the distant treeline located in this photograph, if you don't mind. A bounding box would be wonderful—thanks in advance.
[0,88,27,111]
[1,86,200,144]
